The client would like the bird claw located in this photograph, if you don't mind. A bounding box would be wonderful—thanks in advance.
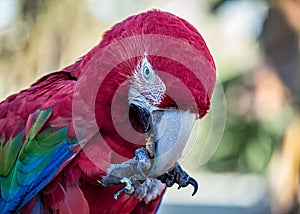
[135,147,151,177]
[98,147,152,200]
[114,178,135,200]
[157,162,198,196]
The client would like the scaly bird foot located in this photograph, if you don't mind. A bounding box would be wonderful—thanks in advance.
[97,147,152,199]
[157,162,198,196]
[135,147,151,177]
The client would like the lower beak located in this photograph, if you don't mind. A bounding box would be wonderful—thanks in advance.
[129,104,151,133]
[147,109,197,177]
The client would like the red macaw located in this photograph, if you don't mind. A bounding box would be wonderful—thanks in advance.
[0,10,216,213]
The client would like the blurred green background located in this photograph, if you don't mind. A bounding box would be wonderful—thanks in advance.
[0,0,299,213]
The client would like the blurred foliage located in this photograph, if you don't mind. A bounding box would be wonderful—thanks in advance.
[202,0,299,175]
[205,75,292,173]
[0,0,104,100]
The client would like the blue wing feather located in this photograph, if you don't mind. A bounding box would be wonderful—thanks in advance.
[1,141,75,213]
[0,109,78,213]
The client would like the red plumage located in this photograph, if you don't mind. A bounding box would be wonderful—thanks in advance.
[0,10,216,213]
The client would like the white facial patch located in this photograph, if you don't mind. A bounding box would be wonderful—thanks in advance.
[128,56,166,108]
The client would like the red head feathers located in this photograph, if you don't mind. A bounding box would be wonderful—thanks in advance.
[67,10,216,160]
[65,10,216,117]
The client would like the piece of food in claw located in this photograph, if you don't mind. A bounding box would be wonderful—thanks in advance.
[145,137,155,158]
[148,110,197,177]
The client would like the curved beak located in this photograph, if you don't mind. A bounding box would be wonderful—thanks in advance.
[147,109,197,177]
[130,104,197,177]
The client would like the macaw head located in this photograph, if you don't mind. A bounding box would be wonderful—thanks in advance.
[70,10,216,177]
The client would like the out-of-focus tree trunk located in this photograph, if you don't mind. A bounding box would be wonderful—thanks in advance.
[262,0,300,106]
[263,0,300,213]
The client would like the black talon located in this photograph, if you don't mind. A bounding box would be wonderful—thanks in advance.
[157,162,199,196]
[188,177,198,196]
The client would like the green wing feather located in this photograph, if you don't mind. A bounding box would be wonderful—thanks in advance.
[0,132,23,177]
[0,108,76,205]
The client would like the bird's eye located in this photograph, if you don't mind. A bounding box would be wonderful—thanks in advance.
[142,61,153,81]
[144,67,150,76]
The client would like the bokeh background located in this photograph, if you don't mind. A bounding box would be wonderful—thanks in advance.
[0,0,299,213]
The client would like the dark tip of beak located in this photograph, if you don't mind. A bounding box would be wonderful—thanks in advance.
[129,104,151,133]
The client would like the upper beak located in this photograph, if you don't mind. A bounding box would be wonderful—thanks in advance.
[130,104,197,177]
[147,109,197,177]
